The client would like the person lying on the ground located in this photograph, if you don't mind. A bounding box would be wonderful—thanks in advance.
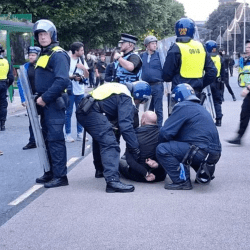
[119,111,165,182]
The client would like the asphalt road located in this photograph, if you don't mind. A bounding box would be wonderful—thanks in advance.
[1,72,250,249]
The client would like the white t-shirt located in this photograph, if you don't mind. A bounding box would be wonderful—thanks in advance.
[69,57,89,95]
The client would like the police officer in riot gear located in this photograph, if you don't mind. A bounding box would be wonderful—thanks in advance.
[76,81,151,193]
[112,33,142,84]
[0,43,14,131]
[33,19,71,188]
[156,84,221,190]
[163,18,217,96]
[205,40,225,126]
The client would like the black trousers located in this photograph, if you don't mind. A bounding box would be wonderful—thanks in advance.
[0,81,8,121]
[238,93,250,137]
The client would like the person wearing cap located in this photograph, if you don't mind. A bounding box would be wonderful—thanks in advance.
[163,18,217,97]
[156,83,221,190]
[141,35,164,127]
[112,33,142,84]
[76,81,151,193]
[0,43,14,131]
[33,19,71,188]
[17,46,41,150]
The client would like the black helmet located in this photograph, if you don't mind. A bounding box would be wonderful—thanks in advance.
[205,40,217,53]
[33,19,57,43]
[28,46,41,55]
[144,35,158,46]
[175,18,195,39]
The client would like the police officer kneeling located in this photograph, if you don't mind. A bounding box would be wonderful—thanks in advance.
[76,81,151,193]
[156,84,221,190]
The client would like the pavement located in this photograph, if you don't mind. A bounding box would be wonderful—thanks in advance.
[1,72,250,250]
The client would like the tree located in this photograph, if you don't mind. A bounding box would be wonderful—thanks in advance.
[0,0,184,50]
[205,2,250,55]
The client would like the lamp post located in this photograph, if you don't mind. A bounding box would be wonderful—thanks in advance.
[220,26,223,48]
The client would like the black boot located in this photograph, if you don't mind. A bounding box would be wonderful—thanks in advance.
[36,172,53,184]
[44,176,69,188]
[226,135,241,145]
[215,119,222,127]
[23,142,37,150]
[232,95,236,101]
[95,169,104,178]
[165,179,193,190]
[106,181,135,193]
[0,121,5,131]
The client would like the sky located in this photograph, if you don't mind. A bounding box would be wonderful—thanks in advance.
[176,0,250,21]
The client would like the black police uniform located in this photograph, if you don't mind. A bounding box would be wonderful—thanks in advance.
[163,38,217,95]
[76,88,140,183]
[0,55,14,130]
[156,100,221,184]
[35,44,71,179]
[209,53,225,123]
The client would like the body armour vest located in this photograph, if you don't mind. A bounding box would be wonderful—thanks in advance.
[239,65,250,87]
[176,40,206,78]
[91,82,132,100]
[0,58,10,80]
[35,46,65,69]
[211,55,221,77]
[115,53,142,84]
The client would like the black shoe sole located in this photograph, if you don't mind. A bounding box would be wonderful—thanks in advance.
[23,146,37,150]
[165,184,193,190]
[44,182,69,188]
[106,186,135,193]
[36,179,53,184]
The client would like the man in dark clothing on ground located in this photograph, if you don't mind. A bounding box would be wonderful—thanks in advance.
[33,19,71,188]
[141,36,164,128]
[163,18,217,96]
[156,84,221,190]
[0,43,14,131]
[113,33,142,84]
[76,81,151,193]
[119,111,165,183]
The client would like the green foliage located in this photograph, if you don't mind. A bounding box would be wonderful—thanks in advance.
[205,2,250,54]
[0,0,185,51]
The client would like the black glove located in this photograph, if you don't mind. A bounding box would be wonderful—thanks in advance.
[129,148,140,161]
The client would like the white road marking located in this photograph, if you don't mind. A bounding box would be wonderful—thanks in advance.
[9,157,81,206]
[8,184,43,206]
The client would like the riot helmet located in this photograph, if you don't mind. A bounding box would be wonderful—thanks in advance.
[144,35,158,46]
[172,83,200,103]
[175,18,195,39]
[205,40,217,53]
[28,46,41,55]
[131,81,151,103]
[33,19,57,43]
[0,43,4,53]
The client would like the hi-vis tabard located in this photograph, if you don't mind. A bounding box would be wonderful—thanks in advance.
[35,46,65,69]
[176,40,206,78]
[0,58,9,80]
[90,82,132,100]
[211,55,221,77]
[238,65,250,87]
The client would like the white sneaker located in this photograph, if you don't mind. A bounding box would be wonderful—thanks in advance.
[65,134,75,142]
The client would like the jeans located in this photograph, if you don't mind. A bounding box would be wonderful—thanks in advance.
[211,81,223,119]
[149,83,164,127]
[65,94,84,134]
[88,70,94,87]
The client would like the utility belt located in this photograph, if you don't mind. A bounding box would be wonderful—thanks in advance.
[77,95,101,115]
